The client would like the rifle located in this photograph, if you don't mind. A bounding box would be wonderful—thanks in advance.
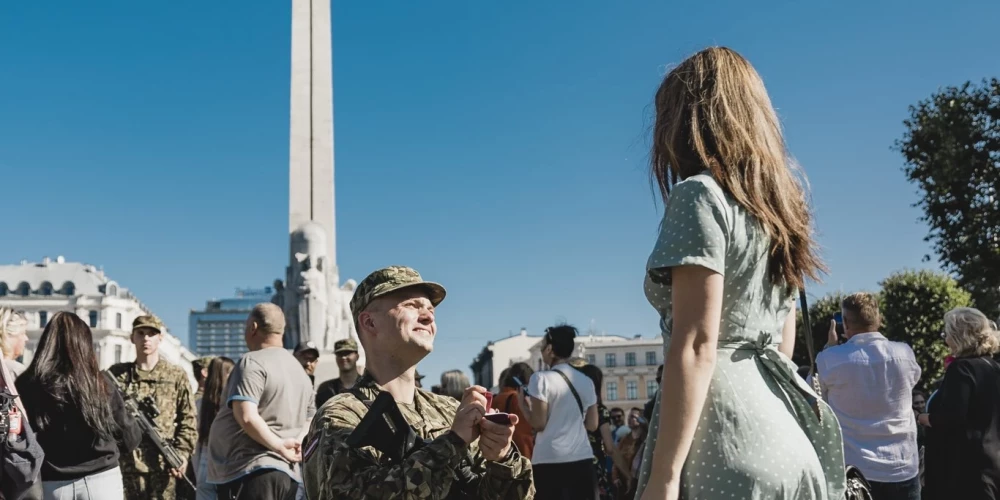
[106,373,195,492]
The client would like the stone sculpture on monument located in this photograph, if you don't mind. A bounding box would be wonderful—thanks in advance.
[275,0,363,383]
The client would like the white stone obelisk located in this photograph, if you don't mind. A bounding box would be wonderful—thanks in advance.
[285,0,362,383]
[289,0,336,268]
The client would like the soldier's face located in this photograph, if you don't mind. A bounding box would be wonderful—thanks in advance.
[131,328,161,356]
[336,351,358,371]
[370,289,437,356]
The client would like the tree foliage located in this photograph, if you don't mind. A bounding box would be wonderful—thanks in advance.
[879,269,973,391]
[793,291,846,368]
[895,78,1000,316]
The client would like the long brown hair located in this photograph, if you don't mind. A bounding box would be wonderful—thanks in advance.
[18,312,118,441]
[650,46,825,289]
[197,356,235,447]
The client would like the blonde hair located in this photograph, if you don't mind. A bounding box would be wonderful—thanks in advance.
[841,292,882,331]
[650,46,824,290]
[0,307,28,358]
[944,307,999,358]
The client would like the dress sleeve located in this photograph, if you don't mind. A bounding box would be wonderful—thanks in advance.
[647,178,728,280]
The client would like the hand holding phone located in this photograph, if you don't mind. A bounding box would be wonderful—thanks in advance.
[483,413,512,425]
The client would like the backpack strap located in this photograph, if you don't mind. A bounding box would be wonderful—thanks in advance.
[552,368,584,416]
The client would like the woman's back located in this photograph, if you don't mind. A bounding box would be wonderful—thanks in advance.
[18,374,139,480]
[645,173,795,344]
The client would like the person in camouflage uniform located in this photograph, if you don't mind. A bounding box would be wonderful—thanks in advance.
[108,315,198,500]
[313,339,362,409]
[302,266,534,499]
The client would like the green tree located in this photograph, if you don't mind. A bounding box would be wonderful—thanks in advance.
[879,269,973,391]
[793,291,845,368]
[895,78,1000,316]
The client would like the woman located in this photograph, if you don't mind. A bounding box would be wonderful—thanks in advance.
[439,369,471,401]
[195,356,235,500]
[918,307,1000,499]
[16,312,141,500]
[573,362,632,500]
[491,362,535,459]
[635,47,846,500]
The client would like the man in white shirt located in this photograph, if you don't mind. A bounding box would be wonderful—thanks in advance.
[518,325,599,500]
[815,292,922,500]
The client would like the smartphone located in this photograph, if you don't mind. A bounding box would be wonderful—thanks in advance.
[512,376,531,397]
[832,312,846,340]
[484,413,512,425]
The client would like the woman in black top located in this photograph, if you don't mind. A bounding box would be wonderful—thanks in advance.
[16,312,141,499]
[918,307,1000,500]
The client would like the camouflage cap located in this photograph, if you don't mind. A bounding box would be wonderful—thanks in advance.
[132,315,164,333]
[333,339,358,354]
[350,266,446,323]
[192,356,216,371]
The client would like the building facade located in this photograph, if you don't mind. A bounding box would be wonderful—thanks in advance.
[469,328,544,390]
[526,334,663,414]
[0,257,198,387]
[189,287,273,360]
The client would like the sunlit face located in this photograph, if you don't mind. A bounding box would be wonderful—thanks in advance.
[361,288,437,360]
[8,329,27,358]
[912,395,926,413]
[628,410,642,428]
[336,351,359,372]
[131,327,162,356]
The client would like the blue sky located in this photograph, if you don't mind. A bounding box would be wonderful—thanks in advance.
[2,0,998,385]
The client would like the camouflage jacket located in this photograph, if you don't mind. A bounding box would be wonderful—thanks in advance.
[108,360,198,475]
[302,373,534,500]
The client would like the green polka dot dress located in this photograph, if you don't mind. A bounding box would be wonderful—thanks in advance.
[634,173,847,500]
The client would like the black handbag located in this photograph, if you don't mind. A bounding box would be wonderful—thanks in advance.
[799,289,875,500]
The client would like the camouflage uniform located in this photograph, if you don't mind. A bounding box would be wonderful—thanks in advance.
[314,339,361,409]
[302,266,534,499]
[108,316,198,500]
[303,373,534,499]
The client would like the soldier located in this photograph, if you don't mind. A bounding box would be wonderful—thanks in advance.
[302,266,535,499]
[313,339,361,408]
[109,315,198,500]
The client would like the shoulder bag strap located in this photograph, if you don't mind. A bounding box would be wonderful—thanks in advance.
[551,368,584,416]
[799,288,824,395]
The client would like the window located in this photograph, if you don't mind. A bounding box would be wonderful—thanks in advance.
[646,351,657,366]
[625,352,636,367]
[114,345,123,364]
[605,353,617,367]
[647,380,658,398]
[89,311,99,328]
[39,311,48,327]
[116,313,122,330]
[39,281,53,296]
[606,382,618,401]
[626,381,638,400]
[586,354,596,365]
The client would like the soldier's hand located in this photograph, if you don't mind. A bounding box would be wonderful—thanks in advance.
[478,413,517,462]
[450,386,488,445]
[277,437,303,463]
[168,458,188,479]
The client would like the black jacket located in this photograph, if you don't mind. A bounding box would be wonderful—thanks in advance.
[923,355,1000,500]
[17,374,142,481]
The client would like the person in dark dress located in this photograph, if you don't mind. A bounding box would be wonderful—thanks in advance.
[918,307,1000,500]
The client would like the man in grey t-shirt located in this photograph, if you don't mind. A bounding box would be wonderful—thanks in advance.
[207,303,316,500]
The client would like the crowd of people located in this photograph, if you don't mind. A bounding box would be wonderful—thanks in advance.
[2,46,1000,500]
